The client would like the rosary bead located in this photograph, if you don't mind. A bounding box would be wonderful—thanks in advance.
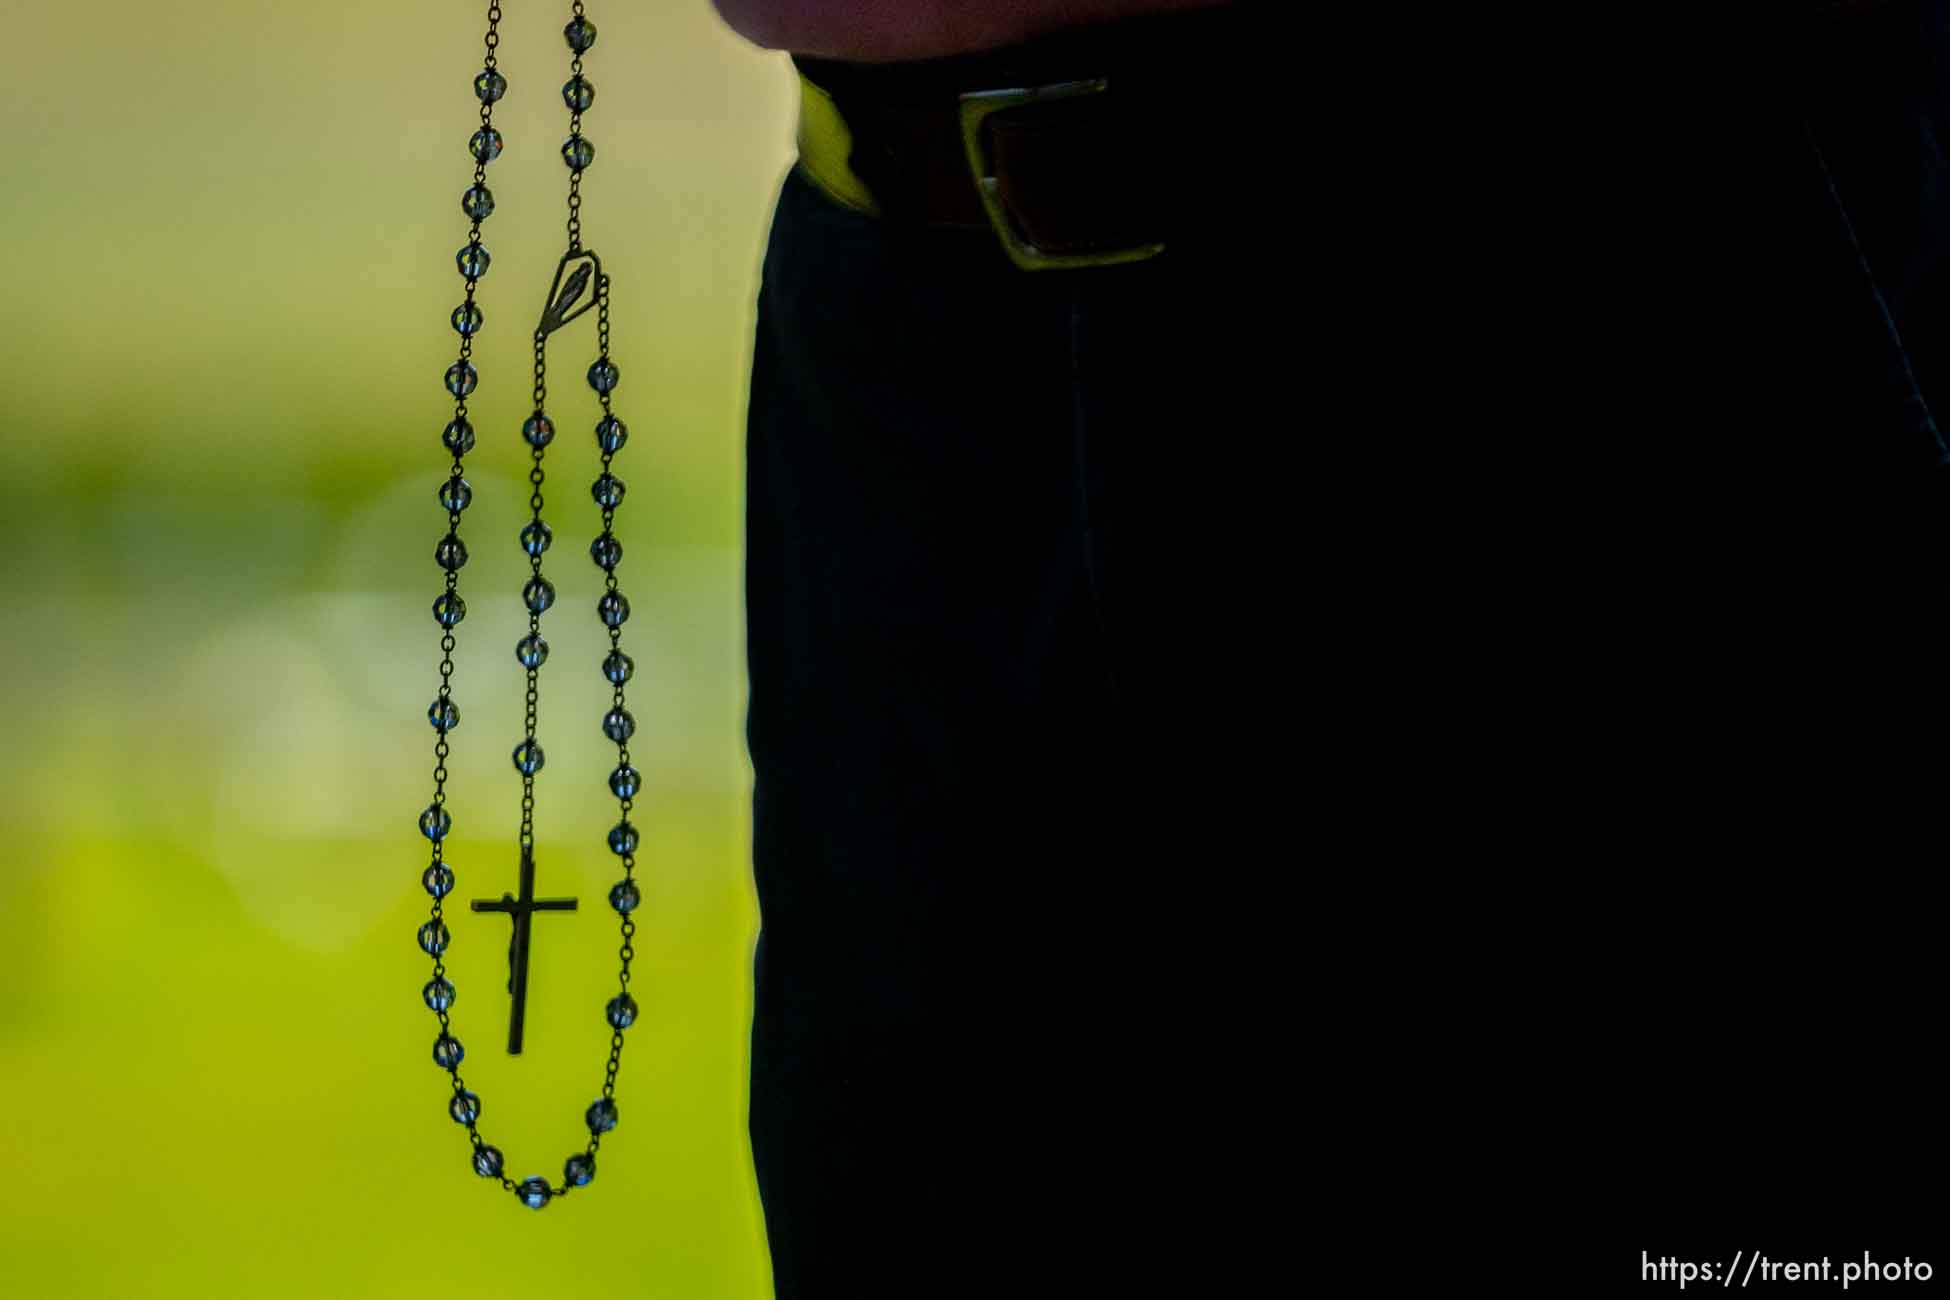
[585,1097,619,1135]
[595,415,628,452]
[512,739,545,776]
[520,520,553,556]
[522,411,556,448]
[605,993,638,1030]
[591,472,625,508]
[473,68,507,104]
[562,136,596,172]
[444,360,477,398]
[442,417,476,455]
[473,1145,504,1178]
[523,577,557,614]
[422,976,456,1012]
[455,242,490,281]
[461,184,495,221]
[562,76,595,112]
[602,650,634,685]
[607,821,638,856]
[419,803,452,841]
[417,920,451,956]
[589,533,622,571]
[422,862,455,898]
[602,708,635,743]
[450,303,483,337]
[597,592,630,628]
[438,475,473,513]
[432,591,467,628]
[517,1177,552,1209]
[434,534,469,573]
[564,15,597,52]
[468,126,503,163]
[515,633,549,669]
[433,1033,465,1068]
[609,764,640,799]
[586,357,619,394]
[450,1090,482,1125]
[608,879,640,913]
[428,696,460,732]
[564,1153,596,1188]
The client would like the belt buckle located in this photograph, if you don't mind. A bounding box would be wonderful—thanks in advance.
[958,78,1167,272]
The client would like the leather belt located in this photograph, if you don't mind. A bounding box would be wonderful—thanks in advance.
[790,8,1251,271]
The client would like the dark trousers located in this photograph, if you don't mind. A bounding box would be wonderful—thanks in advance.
[741,4,1950,1288]
[740,98,1279,1289]
[1439,0,1950,1250]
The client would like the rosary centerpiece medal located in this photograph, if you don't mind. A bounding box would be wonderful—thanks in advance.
[416,2,644,1210]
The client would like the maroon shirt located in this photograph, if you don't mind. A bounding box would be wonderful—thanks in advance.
[709,0,1237,62]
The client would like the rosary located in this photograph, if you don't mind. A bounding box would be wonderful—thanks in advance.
[414,0,640,1210]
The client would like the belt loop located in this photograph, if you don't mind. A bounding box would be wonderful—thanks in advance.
[795,72,883,217]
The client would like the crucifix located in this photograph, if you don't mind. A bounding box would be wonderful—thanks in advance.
[471,847,579,1054]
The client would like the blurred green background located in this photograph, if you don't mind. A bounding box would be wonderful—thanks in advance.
[0,2,795,1295]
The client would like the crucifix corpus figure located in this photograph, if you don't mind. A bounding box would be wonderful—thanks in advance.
[471,847,578,1054]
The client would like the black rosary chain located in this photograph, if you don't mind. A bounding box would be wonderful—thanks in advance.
[567,0,589,252]
[419,0,638,1211]
[421,0,505,1195]
[593,273,638,1110]
[520,329,548,856]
